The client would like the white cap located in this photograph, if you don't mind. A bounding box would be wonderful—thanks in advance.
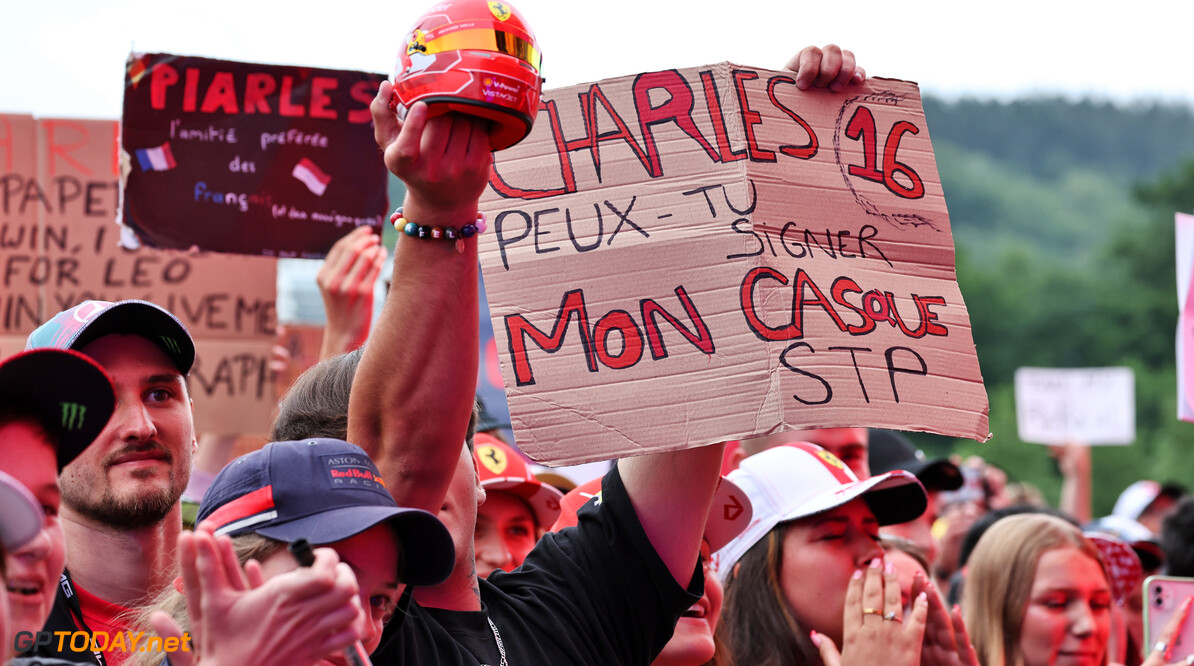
[0,470,42,551]
[1112,480,1162,522]
[713,443,926,576]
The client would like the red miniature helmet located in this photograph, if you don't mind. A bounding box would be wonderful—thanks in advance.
[392,0,543,151]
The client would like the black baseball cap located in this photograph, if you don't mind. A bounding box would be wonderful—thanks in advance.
[197,439,455,586]
[868,429,962,492]
[0,348,117,470]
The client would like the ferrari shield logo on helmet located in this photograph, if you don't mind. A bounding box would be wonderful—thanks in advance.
[488,1,512,20]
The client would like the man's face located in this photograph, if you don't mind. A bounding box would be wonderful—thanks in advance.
[882,489,940,565]
[1139,494,1177,534]
[61,335,194,528]
[0,421,65,638]
[794,428,870,479]
[435,444,484,581]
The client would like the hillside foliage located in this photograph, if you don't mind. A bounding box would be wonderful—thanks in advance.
[912,94,1194,516]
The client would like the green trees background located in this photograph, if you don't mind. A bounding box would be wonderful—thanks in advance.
[912,95,1194,516]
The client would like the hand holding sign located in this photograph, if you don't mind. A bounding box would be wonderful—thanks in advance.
[785,44,866,92]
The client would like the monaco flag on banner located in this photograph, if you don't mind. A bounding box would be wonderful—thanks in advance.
[292,158,331,196]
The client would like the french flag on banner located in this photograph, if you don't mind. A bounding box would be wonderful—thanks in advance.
[135,142,176,172]
[292,158,331,196]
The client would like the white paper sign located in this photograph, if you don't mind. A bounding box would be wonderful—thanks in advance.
[1014,367,1135,445]
[1175,212,1194,422]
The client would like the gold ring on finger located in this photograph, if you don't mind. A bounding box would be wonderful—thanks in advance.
[862,608,882,617]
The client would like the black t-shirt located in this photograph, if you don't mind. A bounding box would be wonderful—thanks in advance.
[24,570,103,665]
[372,465,702,665]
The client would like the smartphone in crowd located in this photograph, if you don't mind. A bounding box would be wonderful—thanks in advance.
[1144,575,1194,662]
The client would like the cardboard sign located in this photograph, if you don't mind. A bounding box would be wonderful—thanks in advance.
[273,323,327,401]
[1014,367,1136,445]
[0,114,278,436]
[120,53,388,258]
[1176,212,1194,422]
[477,63,990,465]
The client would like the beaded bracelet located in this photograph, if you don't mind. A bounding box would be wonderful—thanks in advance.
[390,209,487,241]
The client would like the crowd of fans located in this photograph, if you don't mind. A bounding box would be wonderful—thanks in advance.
[0,42,1192,666]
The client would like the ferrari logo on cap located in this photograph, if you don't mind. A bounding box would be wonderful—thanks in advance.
[488,1,511,20]
[478,445,508,475]
[815,449,846,471]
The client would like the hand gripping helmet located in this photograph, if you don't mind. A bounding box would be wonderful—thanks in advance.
[392,0,543,151]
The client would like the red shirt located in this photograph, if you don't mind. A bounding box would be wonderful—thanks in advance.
[74,583,135,666]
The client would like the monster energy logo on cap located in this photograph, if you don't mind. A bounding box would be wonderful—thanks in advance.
[159,336,181,355]
[60,402,86,431]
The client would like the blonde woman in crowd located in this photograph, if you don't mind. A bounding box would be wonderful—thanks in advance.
[963,513,1191,666]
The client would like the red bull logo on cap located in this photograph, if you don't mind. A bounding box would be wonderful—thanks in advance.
[322,454,389,492]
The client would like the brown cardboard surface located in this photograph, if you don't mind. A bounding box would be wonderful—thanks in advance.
[190,337,278,435]
[479,64,989,465]
[1,114,278,436]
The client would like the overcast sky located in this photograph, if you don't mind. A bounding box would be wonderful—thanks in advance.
[4,0,1193,119]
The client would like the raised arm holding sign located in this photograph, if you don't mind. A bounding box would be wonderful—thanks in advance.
[615,43,873,589]
[346,33,882,664]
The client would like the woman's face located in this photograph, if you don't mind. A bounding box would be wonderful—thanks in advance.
[653,540,723,666]
[0,423,67,638]
[474,490,538,578]
[780,499,884,646]
[259,523,402,660]
[1019,547,1112,666]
